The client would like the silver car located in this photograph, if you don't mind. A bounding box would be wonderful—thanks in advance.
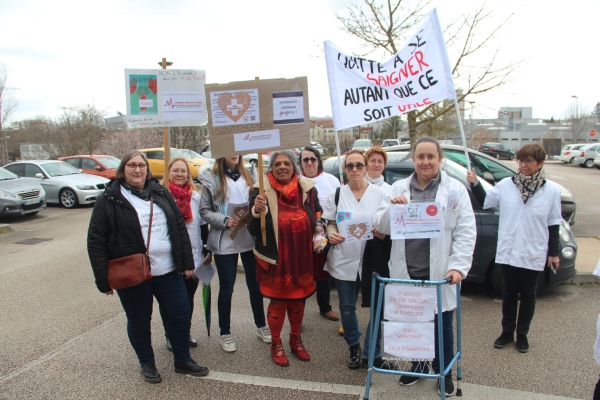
[0,167,47,216]
[3,160,109,208]
[574,143,600,168]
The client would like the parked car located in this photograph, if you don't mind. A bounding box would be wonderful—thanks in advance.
[201,144,269,168]
[309,141,326,155]
[352,139,373,151]
[138,148,209,180]
[477,142,515,160]
[325,143,578,225]
[594,153,600,169]
[574,143,600,168]
[559,144,587,164]
[179,149,215,164]
[0,167,47,216]
[58,155,120,180]
[325,153,577,294]
[3,161,108,208]
[381,139,400,147]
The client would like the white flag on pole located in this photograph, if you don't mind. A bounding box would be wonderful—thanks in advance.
[324,8,455,131]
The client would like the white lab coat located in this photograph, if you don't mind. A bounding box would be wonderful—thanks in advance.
[482,177,562,271]
[187,191,203,269]
[372,170,476,312]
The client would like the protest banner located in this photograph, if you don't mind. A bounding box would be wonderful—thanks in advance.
[124,69,207,129]
[205,77,310,158]
[384,284,436,322]
[390,202,442,240]
[383,321,435,360]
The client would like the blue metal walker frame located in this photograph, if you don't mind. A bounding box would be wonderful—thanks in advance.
[363,272,463,399]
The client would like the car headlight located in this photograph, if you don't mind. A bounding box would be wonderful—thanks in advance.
[76,185,96,190]
[561,246,575,259]
[0,189,17,198]
[559,224,571,243]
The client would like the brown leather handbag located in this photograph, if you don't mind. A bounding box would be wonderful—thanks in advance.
[108,198,153,290]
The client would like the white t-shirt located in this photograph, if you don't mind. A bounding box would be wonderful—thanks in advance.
[322,183,387,281]
[483,177,562,271]
[305,172,341,210]
[186,191,203,269]
[218,176,255,255]
[121,187,175,276]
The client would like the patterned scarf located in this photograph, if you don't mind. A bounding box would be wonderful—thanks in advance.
[365,173,385,187]
[121,180,151,201]
[169,182,193,222]
[513,168,546,204]
[268,172,299,201]
[225,166,240,182]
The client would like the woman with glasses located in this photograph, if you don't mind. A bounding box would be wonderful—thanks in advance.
[87,151,208,383]
[373,137,475,396]
[467,143,562,354]
[322,150,387,369]
[299,146,340,322]
[199,155,271,353]
[158,156,211,351]
[249,150,321,367]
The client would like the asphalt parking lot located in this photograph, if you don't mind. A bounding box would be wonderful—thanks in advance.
[0,204,599,399]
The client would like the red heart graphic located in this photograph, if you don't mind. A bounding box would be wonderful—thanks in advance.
[147,78,157,94]
[217,92,251,122]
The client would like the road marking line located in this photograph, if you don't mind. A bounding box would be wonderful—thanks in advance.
[0,312,125,383]
[547,175,566,181]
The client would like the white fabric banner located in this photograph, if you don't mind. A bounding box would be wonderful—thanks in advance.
[324,8,455,131]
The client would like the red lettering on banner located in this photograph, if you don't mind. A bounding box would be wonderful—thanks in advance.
[366,51,429,87]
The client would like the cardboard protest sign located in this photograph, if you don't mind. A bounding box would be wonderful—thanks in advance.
[390,202,442,239]
[384,284,436,322]
[124,69,207,129]
[205,77,310,158]
[324,8,454,131]
[383,321,435,360]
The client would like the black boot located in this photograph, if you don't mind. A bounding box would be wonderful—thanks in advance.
[347,344,362,369]
[140,364,162,383]
[494,331,514,349]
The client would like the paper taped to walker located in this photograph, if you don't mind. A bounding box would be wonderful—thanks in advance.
[194,255,216,285]
[390,202,442,239]
[384,285,436,322]
[383,321,435,360]
[338,217,373,242]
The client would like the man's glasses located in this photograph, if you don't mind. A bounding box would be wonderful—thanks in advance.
[345,163,365,170]
[125,163,147,171]
[302,157,318,164]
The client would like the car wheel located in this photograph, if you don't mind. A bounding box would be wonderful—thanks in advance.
[569,157,575,164]
[585,159,594,168]
[60,188,79,209]
[490,263,503,295]
[495,153,500,160]
[509,155,514,160]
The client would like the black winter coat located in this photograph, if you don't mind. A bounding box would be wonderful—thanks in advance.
[87,178,195,293]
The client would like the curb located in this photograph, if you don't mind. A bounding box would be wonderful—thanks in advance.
[0,224,13,234]
[568,273,599,285]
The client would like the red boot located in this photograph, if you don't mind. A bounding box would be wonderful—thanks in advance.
[289,334,310,361]
[270,338,289,367]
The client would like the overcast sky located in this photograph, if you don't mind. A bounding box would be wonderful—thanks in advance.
[1,0,599,125]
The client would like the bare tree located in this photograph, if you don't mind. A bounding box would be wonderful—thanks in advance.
[336,1,523,145]
[97,129,163,158]
[0,62,19,164]
[565,101,591,143]
[471,126,496,149]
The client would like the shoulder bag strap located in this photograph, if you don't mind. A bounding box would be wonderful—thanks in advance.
[146,197,153,254]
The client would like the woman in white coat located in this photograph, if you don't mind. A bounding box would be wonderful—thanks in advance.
[372,137,476,397]
[322,150,387,369]
[159,156,209,350]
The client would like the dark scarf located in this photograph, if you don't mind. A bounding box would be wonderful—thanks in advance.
[512,168,546,204]
[121,180,151,201]
[225,167,240,182]
[169,182,193,223]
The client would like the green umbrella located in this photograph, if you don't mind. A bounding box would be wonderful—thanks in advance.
[202,282,211,336]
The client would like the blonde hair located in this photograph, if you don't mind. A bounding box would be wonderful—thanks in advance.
[212,156,254,203]
[160,156,195,189]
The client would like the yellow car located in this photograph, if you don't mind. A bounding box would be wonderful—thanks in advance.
[137,148,210,181]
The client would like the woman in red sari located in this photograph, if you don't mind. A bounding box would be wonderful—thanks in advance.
[248,150,322,367]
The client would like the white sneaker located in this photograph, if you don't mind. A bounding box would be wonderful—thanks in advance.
[219,334,236,352]
[256,326,272,343]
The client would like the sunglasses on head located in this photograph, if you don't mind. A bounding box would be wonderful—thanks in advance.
[345,163,365,170]
[302,157,318,163]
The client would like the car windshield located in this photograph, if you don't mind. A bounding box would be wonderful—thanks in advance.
[43,162,81,177]
[0,167,18,180]
[354,140,371,147]
[170,149,186,157]
[96,156,120,168]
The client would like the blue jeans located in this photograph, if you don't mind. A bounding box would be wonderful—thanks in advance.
[116,271,191,365]
[214,250,266,336]
[336,277,362,346]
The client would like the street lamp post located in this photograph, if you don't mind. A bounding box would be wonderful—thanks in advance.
[571,95,579,143]
[468,101,475,148]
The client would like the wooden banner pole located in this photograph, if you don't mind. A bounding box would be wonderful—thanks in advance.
[161,58,170,186]
[255,77,267,246]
